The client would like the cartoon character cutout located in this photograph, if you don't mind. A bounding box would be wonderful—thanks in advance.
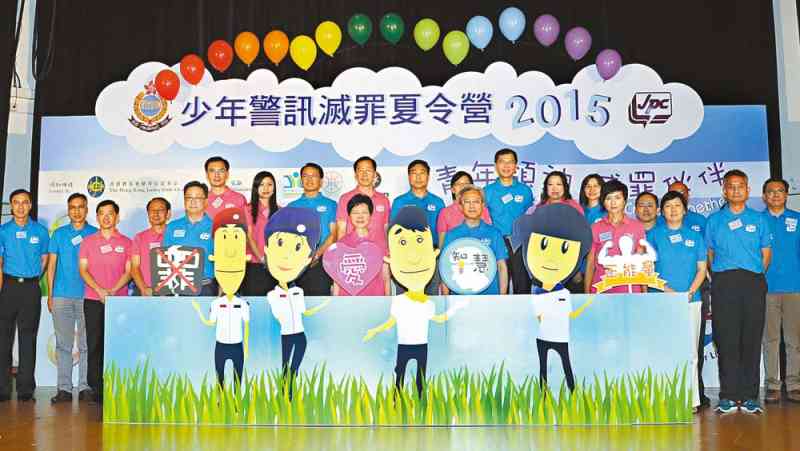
[191,208,251,388]
[512,204,594,392]
[263,207,329,395]
[363,206,465,397]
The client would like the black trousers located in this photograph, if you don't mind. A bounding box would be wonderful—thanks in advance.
[84,299,105,395]
[505,238,532,294]
[0,277,41,397]
[395,344,428,397]
[281,332,307,377]
[241,262,278,296]
[711,270,767,401]
[295,260,332,296]
[214,342,244,387]
[537,339,576,392]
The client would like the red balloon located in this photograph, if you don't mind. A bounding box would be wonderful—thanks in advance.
[154,69,179,101]
[207,40,233,72]
[180,54,205,85]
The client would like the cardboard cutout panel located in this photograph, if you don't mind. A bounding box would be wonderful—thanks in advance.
[150,245,205,295]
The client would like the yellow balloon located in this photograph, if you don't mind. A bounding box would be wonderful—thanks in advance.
[315,21,342,57]
[290,35,318,71]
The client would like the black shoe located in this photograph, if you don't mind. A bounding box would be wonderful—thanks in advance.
[0,394,10,402]
[88,392,103,405]
[17,393,34,402]
[78,389,92,401]
[50,390,73,404]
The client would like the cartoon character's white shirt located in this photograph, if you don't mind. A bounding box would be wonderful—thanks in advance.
[209,296,250,344]
[532,288,572,343]
[268,286,306,335]
[390,293,435,345]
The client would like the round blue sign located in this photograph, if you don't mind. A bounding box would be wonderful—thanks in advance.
[438,237,497,295]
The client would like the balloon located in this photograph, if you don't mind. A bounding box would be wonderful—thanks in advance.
[533,14,560,47]
[379,13,404,44]
[234,31,260,66]
[315,21,342,57]
[498,7,525,43]
[263,30,289,65]
[154,69,179,101]
[442,31,469,66]
[347,13,372,46]
[179,54,205,85]
[465,16,493,50]
[596,49,623,80]
[565,27,592,61]
[207,40,233,72]
[290,35,317,71]
[413,18,440,51]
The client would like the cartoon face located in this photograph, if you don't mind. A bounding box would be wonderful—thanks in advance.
[264,232,313,285]
[213,224,247,296]
[526,232,582,291]
[385,224,440,292]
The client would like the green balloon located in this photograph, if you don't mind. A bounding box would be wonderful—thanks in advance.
[443,31,469,66]
[347,13,372,46]
[379,13,405,45]
[414,18,440,51]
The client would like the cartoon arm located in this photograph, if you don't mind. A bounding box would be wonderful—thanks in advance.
[363,317,397,342]
[432,298,468,323]
[570,296,594,319]
[304,298,331,316]
[243,320,250,360]
[191,301,215,326]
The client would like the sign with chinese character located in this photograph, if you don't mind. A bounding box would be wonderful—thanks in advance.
[150,245,205,296]
[592,236,666,293]
[322,241,384,295]
[438,238,497,295]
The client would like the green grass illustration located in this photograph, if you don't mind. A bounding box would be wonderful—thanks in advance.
[103,362,692,425]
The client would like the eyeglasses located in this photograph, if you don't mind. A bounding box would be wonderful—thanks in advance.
[184,197,206,203]
[766,189,787,195]
[207,169,227,175]
[301,173,320,179]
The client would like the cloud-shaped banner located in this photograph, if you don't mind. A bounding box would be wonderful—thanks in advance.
[96,61,703,160]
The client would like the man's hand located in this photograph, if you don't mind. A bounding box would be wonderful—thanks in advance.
[47,296,54,313]
[97,288,109,304]
[143,287,154,297]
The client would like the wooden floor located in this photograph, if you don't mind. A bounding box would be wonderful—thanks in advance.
[1,388,798,451]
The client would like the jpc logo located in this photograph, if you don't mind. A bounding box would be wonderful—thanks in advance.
[628,92,672,127]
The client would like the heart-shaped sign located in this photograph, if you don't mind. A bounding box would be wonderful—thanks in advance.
[322,241,383,295]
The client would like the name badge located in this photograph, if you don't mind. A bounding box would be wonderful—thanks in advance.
[480,238,491,246]
[599,231,613,242]
[224,203,235,209]
[211,197,223,208]
[685,239,696,247]
[376,205,385,213]
[786,217,797,232]
[71,235,83,246]
[427,204,437,212]
[728,219,742,231]
[514,195,524,203]
[15,231,26,239]
[691,225,701,232]
[30,236,40,245]
[148,241,160,249]
[100,244,113,254]
[200,232,211,240]
[669,234,682,244]
[114,246,125,253]
[174,229,186,238]
[501,193,513,204]
[316,205,327,213]
[745,224,756,233]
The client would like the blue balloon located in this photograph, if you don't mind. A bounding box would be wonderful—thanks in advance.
[498,7,526,43]
[466,15,493,50]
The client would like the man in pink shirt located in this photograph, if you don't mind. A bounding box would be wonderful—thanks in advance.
[205,156,247,219]
[584,180,646,294]
[78,200,132,404]
[336,156,391,245]
[131,197,169,296]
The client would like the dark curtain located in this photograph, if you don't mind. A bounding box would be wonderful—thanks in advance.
[31,0,782,168]
[0,0,21,201]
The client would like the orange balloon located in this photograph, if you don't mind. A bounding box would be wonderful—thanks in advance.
[234,31,260,66]
[264,30,289,66]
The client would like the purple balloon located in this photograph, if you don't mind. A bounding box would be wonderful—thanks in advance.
[564,27,592,61]
[533,14,560,47]
[596,49,623,80]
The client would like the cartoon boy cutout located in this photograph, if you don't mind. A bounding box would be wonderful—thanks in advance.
[191,208,251,388]
[363,206,464,397]
[512,204,594,392]
[263,207,329,391]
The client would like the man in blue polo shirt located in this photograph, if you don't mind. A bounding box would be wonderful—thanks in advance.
[0,189,49,402]
[289,162,338,295]
[760,178,800,404]
[46,193,97,403]
[705,169,771,414]
[442,185,508,295]
[163,181,216,296]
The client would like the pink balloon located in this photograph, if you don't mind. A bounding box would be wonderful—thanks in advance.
[533,14,560,47]
[596,49,623,80]
[565,27,592,61]
[323,241,384,295]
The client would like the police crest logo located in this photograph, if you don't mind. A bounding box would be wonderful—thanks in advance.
[129,81,171,132]
[86,176,105,198]
[628,92,673,127]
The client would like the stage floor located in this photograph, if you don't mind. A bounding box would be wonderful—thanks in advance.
[0,388,797,451]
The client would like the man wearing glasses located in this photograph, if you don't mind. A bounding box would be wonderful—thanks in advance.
[761,178,800,404]
[162,181,216,296]
[205,156,247,219]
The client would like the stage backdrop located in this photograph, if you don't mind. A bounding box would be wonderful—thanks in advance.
[34,61,770,393]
